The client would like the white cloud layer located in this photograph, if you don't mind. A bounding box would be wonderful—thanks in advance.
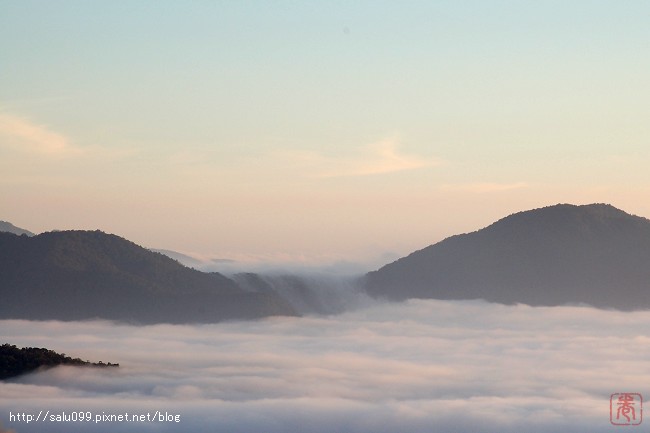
[1,300,647,432]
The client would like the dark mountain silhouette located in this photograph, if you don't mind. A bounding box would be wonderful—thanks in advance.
[0,343,118,380]
[0,230,296,323]
[0,221,34,237]
[364,203,650,310]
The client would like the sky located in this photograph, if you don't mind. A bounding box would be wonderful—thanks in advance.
[2,299,649,432]
[2,1,650,269]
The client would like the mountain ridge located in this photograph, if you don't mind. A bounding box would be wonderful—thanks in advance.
[0,230,297,323]
[364,203,650,310]
[0,221,35,237]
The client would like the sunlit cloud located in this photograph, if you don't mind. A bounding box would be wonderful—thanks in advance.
[441,182,528,193]
[289,138,442,178]
[0,114,81,156]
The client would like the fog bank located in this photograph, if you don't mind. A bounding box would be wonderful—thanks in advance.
[2,299,647,432]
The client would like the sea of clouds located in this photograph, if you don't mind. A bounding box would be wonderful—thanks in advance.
[1,299,648,432]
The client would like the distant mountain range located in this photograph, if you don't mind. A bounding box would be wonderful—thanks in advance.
[364,203,650,310]
[4,203,650,320]
[0,221,34,237]
[149,248,207,269]
[0,230,296,323]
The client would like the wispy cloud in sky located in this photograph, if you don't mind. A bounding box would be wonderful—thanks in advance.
[0,114,80,156]
[3,0,650,262]
[290,138,442,178]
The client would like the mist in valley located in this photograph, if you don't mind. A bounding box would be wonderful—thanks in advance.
[2,299,643,432]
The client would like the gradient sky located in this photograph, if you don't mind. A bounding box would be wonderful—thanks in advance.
[2,1,649,269]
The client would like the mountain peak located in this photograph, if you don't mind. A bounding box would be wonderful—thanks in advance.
[490,203,639,229]
[0,230,296,323]
[0,221,35,237]
[365,203,650,310]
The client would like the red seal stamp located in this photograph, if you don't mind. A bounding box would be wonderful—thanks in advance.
[611,393,642,426]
